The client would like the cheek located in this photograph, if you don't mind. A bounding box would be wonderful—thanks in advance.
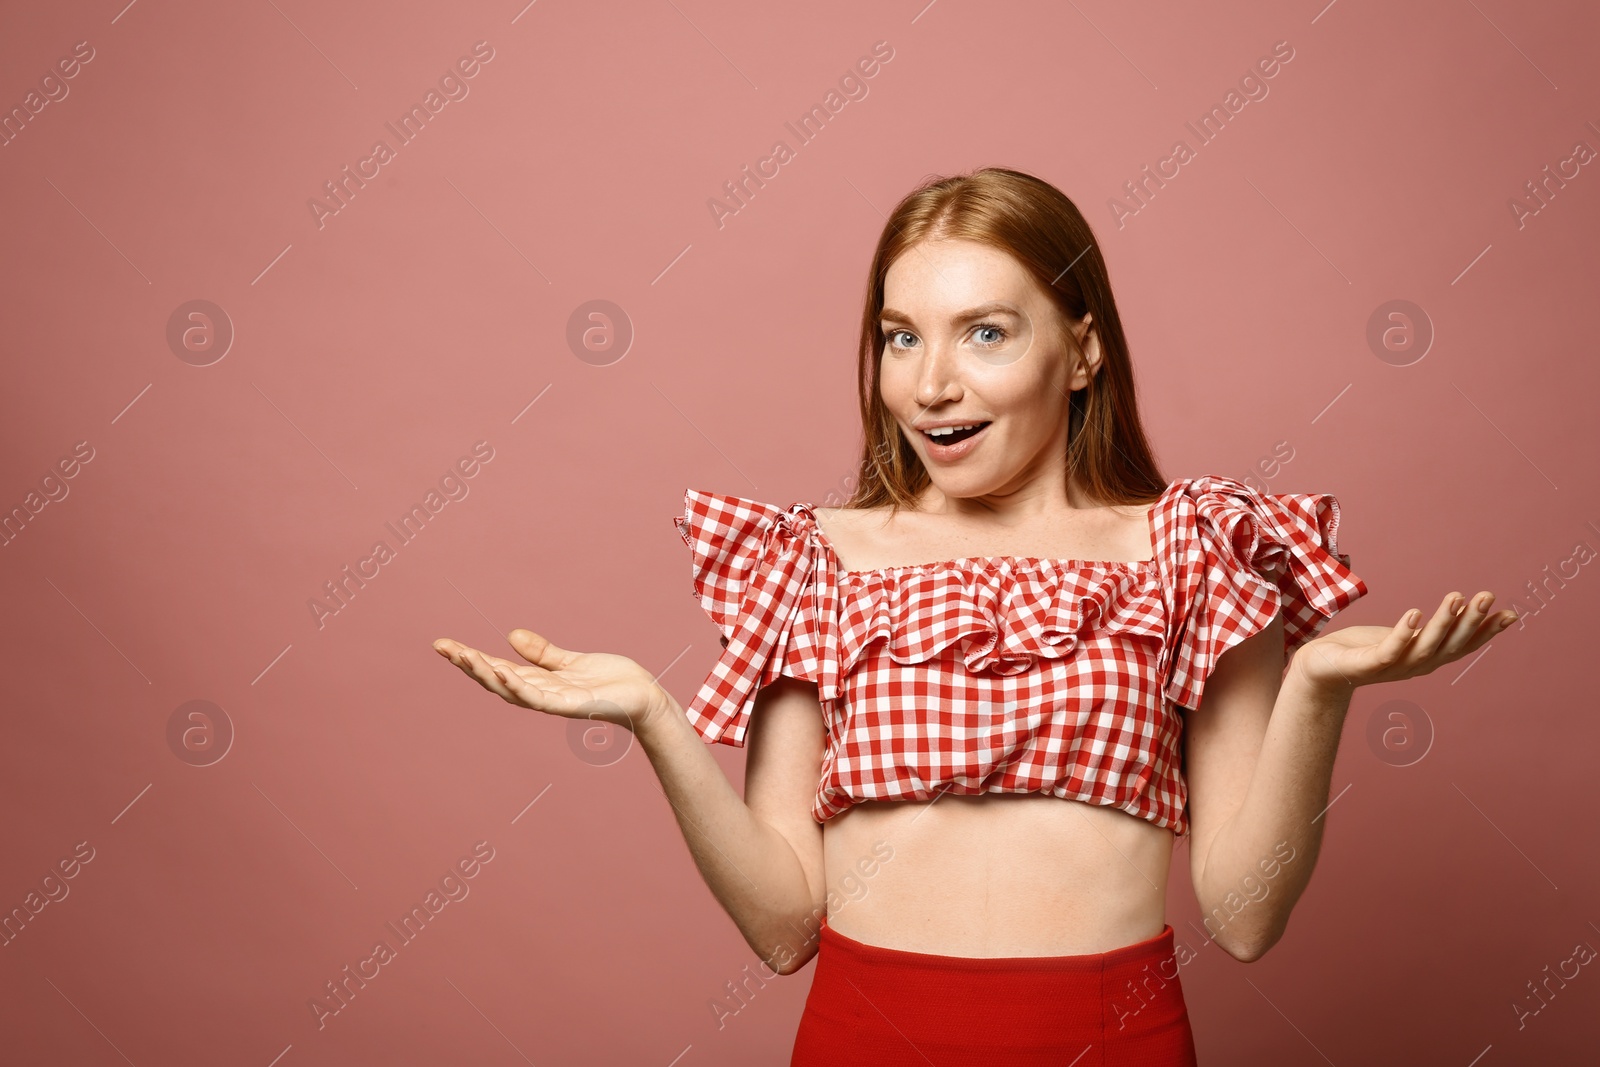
[878,356,915,402]
[987,373,1068,443]
[978,365,1050,412]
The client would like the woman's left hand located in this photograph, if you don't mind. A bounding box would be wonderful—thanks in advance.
[1289,590,1518,694]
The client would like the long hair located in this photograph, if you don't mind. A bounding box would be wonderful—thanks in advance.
[845,167,1167,512]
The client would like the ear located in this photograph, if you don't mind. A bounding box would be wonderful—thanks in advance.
[1066,312,1101,390]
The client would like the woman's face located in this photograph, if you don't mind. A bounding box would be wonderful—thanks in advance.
[878,237,1099,502]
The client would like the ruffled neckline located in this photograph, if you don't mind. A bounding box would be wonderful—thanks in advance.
[756,487,1177,681]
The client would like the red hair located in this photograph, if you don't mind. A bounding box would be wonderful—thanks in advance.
[845,166,1167,512]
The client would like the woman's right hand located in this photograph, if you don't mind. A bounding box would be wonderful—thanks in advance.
[432,629,669,734]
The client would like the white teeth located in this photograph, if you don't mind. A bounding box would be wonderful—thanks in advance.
[926,423,981,437]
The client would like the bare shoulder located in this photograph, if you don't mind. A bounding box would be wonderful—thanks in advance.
[813,504,893,531]
[1068,495,1163,561]
[1109,498,1162,559]
[812,504,904,570]
[1107,500,1158,533]
[1097,491,1163,520]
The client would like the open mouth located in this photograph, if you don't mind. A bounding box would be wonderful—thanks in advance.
[922,422,990,446]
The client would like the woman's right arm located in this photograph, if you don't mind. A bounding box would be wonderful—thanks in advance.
[636,676,829,976]
[435,629,828,976]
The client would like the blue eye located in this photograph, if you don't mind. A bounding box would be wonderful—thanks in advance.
[883,325,1009,351]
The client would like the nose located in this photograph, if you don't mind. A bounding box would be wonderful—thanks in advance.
[913,339,962,408]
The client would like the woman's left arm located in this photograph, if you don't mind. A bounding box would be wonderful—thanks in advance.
[1187,589,1518,962]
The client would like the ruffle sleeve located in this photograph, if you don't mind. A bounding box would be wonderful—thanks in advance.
[1156,475,1369,712]
[672,489,840,746]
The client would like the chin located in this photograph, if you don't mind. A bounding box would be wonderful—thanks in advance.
[925,470,994,493]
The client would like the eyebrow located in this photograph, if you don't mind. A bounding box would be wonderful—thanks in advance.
[879,301,1021,326]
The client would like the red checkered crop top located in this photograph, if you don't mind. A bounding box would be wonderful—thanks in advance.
[672,475,1368,837]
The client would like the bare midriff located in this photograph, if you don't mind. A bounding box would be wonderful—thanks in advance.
[820,791,1173,958]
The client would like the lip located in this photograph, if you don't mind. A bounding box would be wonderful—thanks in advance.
[918,421,990,462]
[913,418,990,430]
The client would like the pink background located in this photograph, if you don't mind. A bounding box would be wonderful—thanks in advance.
[3,0,1597,1062]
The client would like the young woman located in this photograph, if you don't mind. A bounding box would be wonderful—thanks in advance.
[434,168,1517,1065]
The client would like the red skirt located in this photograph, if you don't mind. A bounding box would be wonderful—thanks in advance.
[791,913,1199,1066]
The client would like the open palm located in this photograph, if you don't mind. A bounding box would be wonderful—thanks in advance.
[433,628,665,732]
[1291,589,1517,693]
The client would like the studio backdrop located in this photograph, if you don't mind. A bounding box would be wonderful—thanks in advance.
[2,1,1596,1063]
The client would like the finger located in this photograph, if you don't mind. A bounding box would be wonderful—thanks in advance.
[506,628,572,669]
[1406,593,1464,661]
[1374,610,1426,667]
[473,648,547,682]
[434,638,475,667]
[1454,596,1519,655]
[487,663,553,709]
[457,647,519,701]
[1438,591,1495,656]
[437,641,549,704]
[437,640,517,677]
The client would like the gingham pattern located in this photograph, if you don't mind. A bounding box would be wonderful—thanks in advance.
[673,475,1368,836]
